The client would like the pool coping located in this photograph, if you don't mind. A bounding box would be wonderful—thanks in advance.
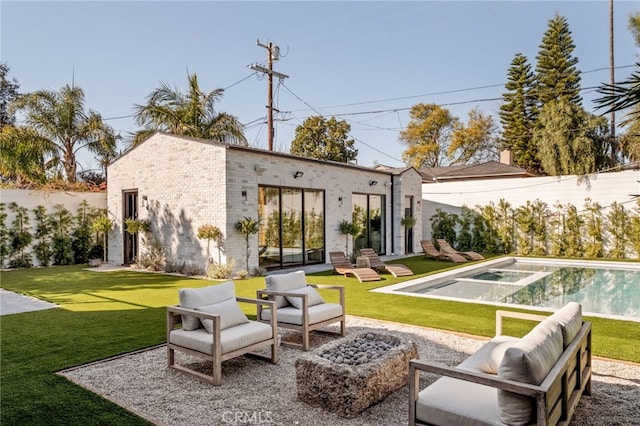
[372,257,640,323]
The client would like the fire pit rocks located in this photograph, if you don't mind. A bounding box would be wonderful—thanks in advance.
[294,332,419,418]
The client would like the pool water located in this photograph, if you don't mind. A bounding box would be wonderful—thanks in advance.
[376,257,640,321]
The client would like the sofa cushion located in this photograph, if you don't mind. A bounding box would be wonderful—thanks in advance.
[498,320,563,425]
[547,302,582,348]
[260,303,342,326]
[265,271,307,308]
[195,298,249,333]
[458,335,520,375]
[285,286,325,309]
[169,321,273,355]
[416,377,502,426]
[179,281,236,330]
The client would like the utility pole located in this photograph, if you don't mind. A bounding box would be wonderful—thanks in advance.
[609,0,616,142]
[250,40,288,151]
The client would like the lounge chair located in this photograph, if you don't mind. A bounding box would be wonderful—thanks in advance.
[358,248,414,277]
[436,238,485,261]
[420,240,467,263]
[166,281,278,385]
[329,251,381,282]
[257,271,345,351]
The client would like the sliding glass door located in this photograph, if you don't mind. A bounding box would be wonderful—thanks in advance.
[258,186,325,269]
[353,193,385,255]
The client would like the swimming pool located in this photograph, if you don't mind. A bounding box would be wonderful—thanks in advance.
[374,257,640,321]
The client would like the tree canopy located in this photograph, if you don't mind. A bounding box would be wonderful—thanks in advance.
[0,62,20,128]
[132,73,247,147]
[447,108,499,165]
[533,100,598,176]
[399,103,459,168]
[4,85,117,183]
[289,116,357,163]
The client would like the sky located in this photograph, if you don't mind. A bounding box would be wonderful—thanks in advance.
[2,1,639,173]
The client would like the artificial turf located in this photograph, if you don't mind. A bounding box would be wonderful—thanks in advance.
[1,258,638,424]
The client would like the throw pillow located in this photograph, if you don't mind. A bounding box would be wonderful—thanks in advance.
[285,286,325,309]
[195,298,250,333]
[498,321,563,425]
[265,271,307,308]
[179,281,237,330]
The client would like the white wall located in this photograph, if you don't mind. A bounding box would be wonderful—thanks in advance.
[107,133,423,271]
[421,170,640,241]
[0,188,107,267]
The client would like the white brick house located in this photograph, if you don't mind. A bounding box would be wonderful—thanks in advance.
[107,133,422,271]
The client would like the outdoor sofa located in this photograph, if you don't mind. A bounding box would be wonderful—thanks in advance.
[409,302,591,425]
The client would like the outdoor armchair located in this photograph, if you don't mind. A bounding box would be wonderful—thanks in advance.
[257,270,346,351]
[166,281,278,385]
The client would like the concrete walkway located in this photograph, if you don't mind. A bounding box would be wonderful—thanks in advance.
[0,288,58,316]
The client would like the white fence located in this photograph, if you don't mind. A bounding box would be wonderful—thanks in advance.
[421,170,640,242]
[1,189,107,267]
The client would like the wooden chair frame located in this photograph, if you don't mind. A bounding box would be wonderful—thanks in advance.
[166,297,278,385]
[257,284,346,351]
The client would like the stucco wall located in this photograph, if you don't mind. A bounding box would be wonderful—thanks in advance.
[420,170,640,241]
[0,188,107,267]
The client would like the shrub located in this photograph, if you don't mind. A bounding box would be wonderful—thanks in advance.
[207,258,236,280]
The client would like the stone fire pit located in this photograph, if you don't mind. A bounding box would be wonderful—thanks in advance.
[294,332,419,418]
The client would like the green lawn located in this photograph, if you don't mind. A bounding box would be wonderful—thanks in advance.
[1,258,639,424]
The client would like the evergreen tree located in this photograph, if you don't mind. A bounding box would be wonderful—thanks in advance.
[499,53,539,172]
[534,14,582,106]
[533,100,597,176]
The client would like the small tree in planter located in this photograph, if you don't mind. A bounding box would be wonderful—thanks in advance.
[124,218,165,270]
[197,224,223,266]
[339,220,362,260]
[234,217,259,272]
[91,214,113,263]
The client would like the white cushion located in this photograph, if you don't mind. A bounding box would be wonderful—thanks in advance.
[547,302,582,347]
[179,281,237,330]
[458,335,520,375]
[195,298,249,333]
[285,286,325,309]
[265,271,307,308]
[498,320,563,425]
[260,303,342,326]
[416,377,502,426]
[170,321,273,355]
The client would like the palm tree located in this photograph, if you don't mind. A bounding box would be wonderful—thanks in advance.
[8,85,117,183]
[595,63,640,126]
[132,73,247,147]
